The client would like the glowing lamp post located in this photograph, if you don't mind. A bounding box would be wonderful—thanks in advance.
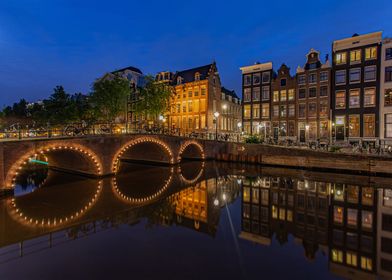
[214,111,220,140]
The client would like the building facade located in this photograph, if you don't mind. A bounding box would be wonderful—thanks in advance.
[331,32,382,143]
[296,49,331,143]
[220,87,242,135]
[380,38,392,146]
[240,62,273,136]
[271,64,297,141]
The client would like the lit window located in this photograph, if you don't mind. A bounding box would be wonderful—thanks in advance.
[252,104,260,119]
[362,187,374,206]
[244,105,251,119]
[288,104,295,117]
[349,89,360,108]
[201,87,206,96]
[364,66,376,81]
[349,115,360,137]
[335,70,346,85]
[280,90,287,101]
[332,249,343,263]
[362,210,373,230]
[243,187,250,202]
[273,105,279,117]
[385,89,392,106]
[280,105,287,117]
[350,49,361,63]
[334,206,344,224]
[346,252,358,267]
[349,68,361,83]
[361,257,373,271]
[365,47,377,60]
[279,208,285,220]
[363,114,375,137]
[262,103,270,118]
[272,205,278,219]
[288,89,295,100]
[320,100,328,117]
[273,91,279,102]
[364,88,376,107]
[347,185,359,203]
[320,120,328,138]
[335,52,347,65]
[347,208,358,227]
[335,91,346,109]
[385,114,392,138]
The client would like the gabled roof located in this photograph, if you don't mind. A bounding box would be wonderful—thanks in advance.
[173,63,214,84]
[111,66,143,75]
[221,87,239,99]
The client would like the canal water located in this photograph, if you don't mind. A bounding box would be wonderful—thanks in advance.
[0,160,391,279]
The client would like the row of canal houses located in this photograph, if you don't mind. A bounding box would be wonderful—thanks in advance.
[241,31,392,145]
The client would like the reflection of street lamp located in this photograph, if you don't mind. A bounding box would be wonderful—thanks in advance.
[305,124,310,144]
[214,111,220,140]
[332,122,335,144]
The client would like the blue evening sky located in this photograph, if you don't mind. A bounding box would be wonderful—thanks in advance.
[1,0,391,106]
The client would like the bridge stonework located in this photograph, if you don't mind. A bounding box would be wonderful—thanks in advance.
[0,134,220,191]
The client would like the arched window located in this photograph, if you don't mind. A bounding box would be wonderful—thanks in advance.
[177,76,182,85]
[195,72,200,81]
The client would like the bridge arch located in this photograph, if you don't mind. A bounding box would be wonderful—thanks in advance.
[177,140,205,162]
[112,136,175,173]
[5,144,103,189]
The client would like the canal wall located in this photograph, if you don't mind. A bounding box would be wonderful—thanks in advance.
[211,142,392,176]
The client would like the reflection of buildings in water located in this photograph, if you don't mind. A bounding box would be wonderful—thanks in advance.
[377,188,392,279]
[238,173,392,279]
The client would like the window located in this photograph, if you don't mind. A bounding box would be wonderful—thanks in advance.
[308,103,317,117]
[298,104,306,118]
[280,105,287,117]
[288,104,295,117]
[252,104,260,119]
[195,72,200,81]
[273,91,279,102]
[280,122,287,136]
[273,105,279,117]
[361,257,373,271]
[177,76,182,85]
[262,72,270,84]
[364,114,375,137]
[332,249,343,263]
[262,86,270,100]
[288,121,295,136]
[320,120,328,138]
[347,208,358,227]
[253,88,260,101]
[244,105,251,119]
[253,73,261,85]
[244,75,251,86]
[262,103,270,118]
[280,90,287,101]
[387,48,392,60]
[200,99,206,112]
[346,252,358,267]
[365,47,377,60]
[320,71,328,81]
[182,101,186,112]
[299,88,306,99]
[188,101,193,112]
[362,210,373,230]
[385,114,392,138]
[334,184,344,201]
[243,88,251,102]
[335,70,346,85]
[385,89,392,105]
[335,52,347,65]
[382,214,392,231]
[298,75,306,85]
[288,89,295,100]
[347,185,359,203]
[386,67,392,82]
[309,87,317,98]
[335,91,346,109]
[350,68,361,83]
[309,73,317,84]
[319,100,328,117]
[348,115,360,137]
[350,49,361,64]
[280,79,286,86]
[362,187,374,206]
[349,89,360,108]
[320,86,328,97]
[201,87,206,96]
[364,66,376,81]
[364,88,376,107]
[334,206,344,224]
[188,91,192,98]
[194,89,199,96]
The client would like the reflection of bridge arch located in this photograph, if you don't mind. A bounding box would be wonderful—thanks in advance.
[7,180,102,228]
[112,167,174,204]
[112,136,175,173]
[178,162,205,185]
[177,140,205,162]
[5,144,103,189]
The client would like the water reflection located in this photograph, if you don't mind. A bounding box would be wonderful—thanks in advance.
[1,162,392,279]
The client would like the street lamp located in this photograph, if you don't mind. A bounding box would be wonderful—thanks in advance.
[305,124,310,144]
[214,111,220,140]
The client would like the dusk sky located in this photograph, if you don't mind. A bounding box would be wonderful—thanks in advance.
[1,0,392,106]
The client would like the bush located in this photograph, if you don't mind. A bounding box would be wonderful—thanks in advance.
[329,146,342,153]
[245,135,261,144]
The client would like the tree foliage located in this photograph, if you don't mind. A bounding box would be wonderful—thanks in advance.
[90,77,130,123]
[133,75,174,118]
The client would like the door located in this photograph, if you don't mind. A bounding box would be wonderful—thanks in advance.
[299,129,306,143]
[336,125,345,141]
[273,127,279,141]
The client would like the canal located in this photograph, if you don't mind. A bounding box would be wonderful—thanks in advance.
[0,160,391,279]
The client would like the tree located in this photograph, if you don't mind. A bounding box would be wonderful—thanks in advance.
[90,77,130,123]
[133,75,174,121]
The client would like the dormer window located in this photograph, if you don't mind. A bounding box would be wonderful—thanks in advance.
[177,76,182,85]
[195,72,200,81]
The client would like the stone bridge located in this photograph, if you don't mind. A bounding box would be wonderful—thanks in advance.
[0,134,223,192]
